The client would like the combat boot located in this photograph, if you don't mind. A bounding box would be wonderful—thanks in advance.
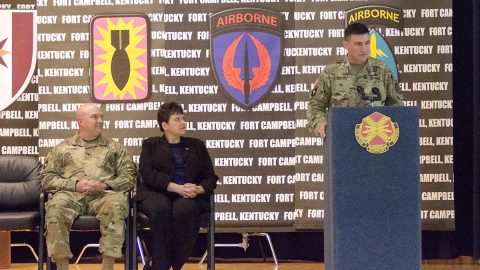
[102,255,115,270]
[55,258,69,270]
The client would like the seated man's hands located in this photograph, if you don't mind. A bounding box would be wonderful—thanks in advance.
[75,177,91,193]
[76,176,109,194]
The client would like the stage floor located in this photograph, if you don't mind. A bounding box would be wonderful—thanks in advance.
[5,258,480,270]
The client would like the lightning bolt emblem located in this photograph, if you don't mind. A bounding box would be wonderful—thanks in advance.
[370,32,387,58]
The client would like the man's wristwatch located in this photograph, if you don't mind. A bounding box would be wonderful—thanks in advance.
[105,184,113,191]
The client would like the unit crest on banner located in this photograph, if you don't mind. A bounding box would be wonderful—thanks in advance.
[90,14,151,103]
[210,8,284,109]
[0,10,36,111]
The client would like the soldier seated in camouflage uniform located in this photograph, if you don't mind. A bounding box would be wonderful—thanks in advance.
[41,103,136,270]
[307,22,404,138]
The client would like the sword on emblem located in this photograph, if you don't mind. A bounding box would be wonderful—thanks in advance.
[243,40,251,104]
[223,33,272,105]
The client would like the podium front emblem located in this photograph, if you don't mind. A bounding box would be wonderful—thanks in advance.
[355,112,399,154]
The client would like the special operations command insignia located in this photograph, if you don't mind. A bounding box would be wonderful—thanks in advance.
[210,8,283,109]
[355,112,399,154]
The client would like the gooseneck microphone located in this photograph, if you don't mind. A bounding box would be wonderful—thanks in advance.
[357,86,366,100]
[356,86,366,98]
[356,86,382,106]
[372,87,381,101]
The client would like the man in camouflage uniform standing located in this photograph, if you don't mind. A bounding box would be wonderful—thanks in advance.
[41,103,136,270]
[307,22,404,138]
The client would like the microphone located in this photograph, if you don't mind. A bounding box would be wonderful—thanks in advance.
[372,87,381,101]
[357,86,382,106]
[356,86,366,98]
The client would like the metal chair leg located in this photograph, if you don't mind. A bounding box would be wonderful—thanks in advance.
[46,256,54,270]
[199,232,278,265]
[207,194,215,270]
[199,233,248,264]
[74,243,100,264]
[137,236,147,265]
[39,192,46,270]
[11,243,39,261]
[247,233,278,265]
[259,233,278,265]
[199,250,208,264]
[38,234,44,270]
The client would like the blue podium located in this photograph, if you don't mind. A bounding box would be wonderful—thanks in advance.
[324,106,421,270]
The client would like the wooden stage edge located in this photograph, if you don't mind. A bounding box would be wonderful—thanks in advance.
[4,258,480,270]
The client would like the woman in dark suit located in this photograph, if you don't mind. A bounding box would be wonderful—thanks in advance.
[136,102,217,270]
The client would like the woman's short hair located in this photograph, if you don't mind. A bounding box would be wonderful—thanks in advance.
[157,102,184,132]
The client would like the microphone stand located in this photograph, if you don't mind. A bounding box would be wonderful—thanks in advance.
[356,86,382,106]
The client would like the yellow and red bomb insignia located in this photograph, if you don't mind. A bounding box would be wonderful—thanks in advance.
[355,112,399,154]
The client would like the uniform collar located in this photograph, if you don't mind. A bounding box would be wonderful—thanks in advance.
[343,55,374,75]
[70,132,109,147]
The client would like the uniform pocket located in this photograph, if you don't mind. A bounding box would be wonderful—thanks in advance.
[98,150,116,174]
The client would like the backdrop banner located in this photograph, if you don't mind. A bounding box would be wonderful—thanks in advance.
[35,0,453,231]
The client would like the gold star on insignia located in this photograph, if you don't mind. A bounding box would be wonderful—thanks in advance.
[0,38,9,67]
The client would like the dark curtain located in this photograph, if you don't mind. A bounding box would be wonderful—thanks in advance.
[472,0,480,259]
[454,0,480,259]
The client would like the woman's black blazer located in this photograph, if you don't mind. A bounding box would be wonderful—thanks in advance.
[136,136,218,209]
